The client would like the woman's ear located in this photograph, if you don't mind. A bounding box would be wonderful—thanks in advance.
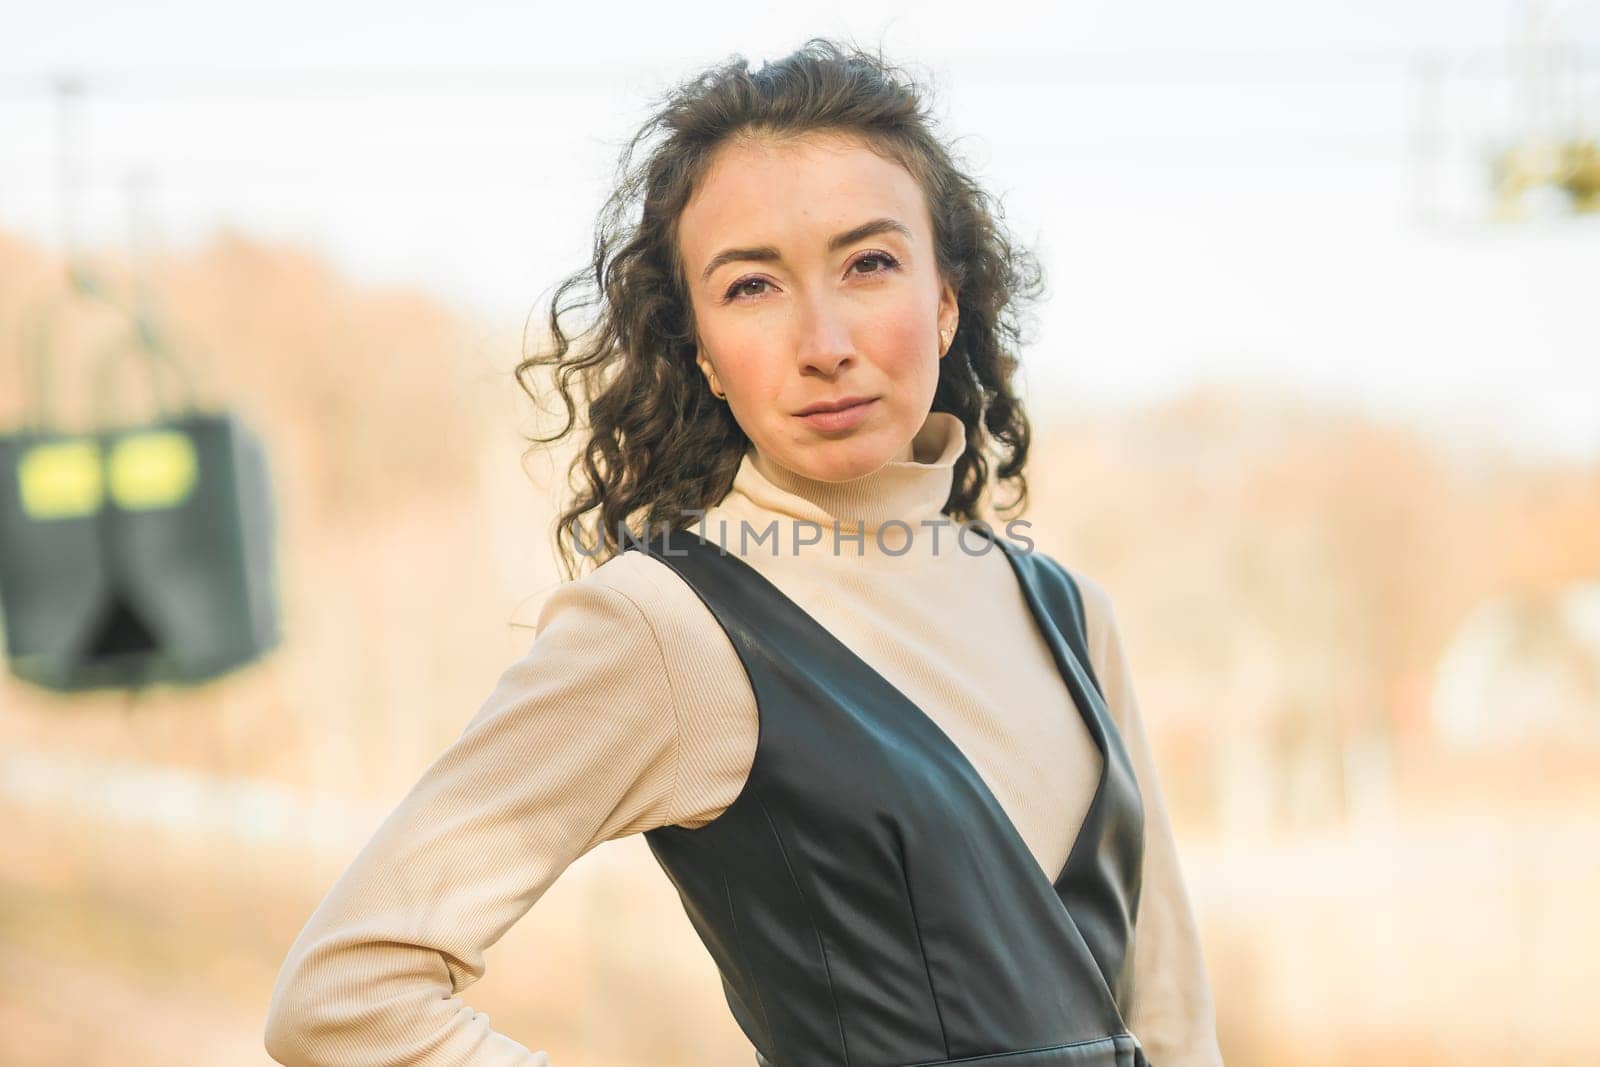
[937,279,959,357]
[697,356,726,400]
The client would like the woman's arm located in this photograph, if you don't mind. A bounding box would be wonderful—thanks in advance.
[263,567,687,1066]
[1075,572,1225,1067]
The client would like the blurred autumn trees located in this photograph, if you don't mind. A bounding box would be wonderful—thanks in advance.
[1027,386,1600,835]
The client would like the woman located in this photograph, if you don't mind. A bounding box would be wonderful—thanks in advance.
[264,38,1223,1067]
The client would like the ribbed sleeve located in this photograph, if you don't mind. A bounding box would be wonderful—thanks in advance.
[263,572,683,1065]
[1076,571,1225,1067]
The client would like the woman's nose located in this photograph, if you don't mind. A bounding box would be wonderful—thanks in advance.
[796,298,855,377]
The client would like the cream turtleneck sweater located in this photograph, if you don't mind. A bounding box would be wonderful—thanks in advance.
[264,411,1223,1067]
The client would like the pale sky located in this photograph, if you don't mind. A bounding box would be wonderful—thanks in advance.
[3,1,1597,460]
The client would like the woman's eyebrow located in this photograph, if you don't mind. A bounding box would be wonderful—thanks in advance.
[699,217,913,284]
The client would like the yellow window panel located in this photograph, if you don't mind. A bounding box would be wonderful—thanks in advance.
[18,439,104,520]
[109,430,199,511]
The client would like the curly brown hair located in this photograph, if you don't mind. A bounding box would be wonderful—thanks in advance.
[517,36,1046,580]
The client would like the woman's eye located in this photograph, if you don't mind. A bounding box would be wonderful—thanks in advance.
[851,251,900,275]
[724,277,770,302]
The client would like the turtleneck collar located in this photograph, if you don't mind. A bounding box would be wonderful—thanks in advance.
[717,410,966,533]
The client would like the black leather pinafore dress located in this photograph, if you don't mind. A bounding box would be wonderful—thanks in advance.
[629,523,1149,1067]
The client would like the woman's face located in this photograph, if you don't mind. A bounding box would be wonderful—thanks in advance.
[677,132,959,482]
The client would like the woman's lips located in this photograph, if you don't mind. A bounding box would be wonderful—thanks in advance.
[797,397,878,432]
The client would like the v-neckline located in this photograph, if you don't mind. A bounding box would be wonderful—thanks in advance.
[656,524,1113,902]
